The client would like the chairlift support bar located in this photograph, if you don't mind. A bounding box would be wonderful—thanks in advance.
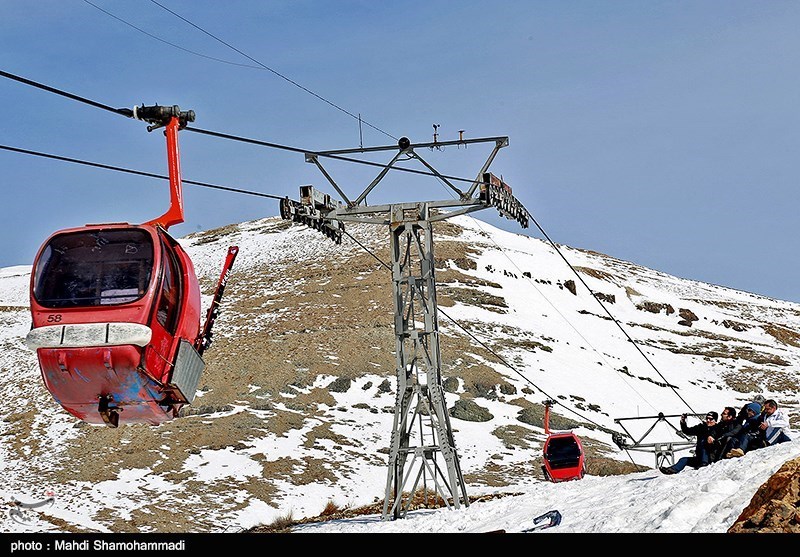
[614,413,705,468]
[304,198,485,226]
[305,155,353,206]
[353,149,406,206]
[408,150,464,198]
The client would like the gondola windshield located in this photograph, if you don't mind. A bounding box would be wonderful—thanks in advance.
[545,435,582,470]
[33,229,153,308]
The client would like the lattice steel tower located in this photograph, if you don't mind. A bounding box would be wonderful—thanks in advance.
[280,134,528,519]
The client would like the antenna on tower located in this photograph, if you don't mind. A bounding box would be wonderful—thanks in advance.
[431,123,442,151]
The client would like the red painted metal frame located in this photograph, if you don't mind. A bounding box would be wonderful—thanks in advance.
[145,117,184,230]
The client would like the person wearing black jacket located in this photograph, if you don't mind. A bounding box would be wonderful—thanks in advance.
[718,402,763,458]
[707,406,738,462]
[660,411,719,474]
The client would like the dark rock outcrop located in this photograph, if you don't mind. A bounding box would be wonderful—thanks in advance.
[722,319,750,332]
[443,376,459,393]
[595,292,616,304]
[449,399,494,422]
[678,308,699,327]
[636,301,674,315]
[327,377,352,393]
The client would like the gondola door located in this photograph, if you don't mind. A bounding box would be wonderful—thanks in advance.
[142,241,183,386]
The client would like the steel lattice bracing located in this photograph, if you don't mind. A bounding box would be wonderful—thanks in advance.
[382,205,468,519]
[279,135,529,520]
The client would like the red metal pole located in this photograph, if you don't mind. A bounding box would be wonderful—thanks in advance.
[144,116,185,229]
[544,402,552,435]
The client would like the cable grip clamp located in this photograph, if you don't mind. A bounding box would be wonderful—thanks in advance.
[132,104,195,131]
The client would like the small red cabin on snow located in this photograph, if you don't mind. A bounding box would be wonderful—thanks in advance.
[541,399,586,482]
[25,105,237,427]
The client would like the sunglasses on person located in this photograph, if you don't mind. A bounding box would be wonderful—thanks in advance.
[705,416,716,421]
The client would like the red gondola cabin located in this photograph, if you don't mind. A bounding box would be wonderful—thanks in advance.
[541,399,586,482]
[25,105,237,427]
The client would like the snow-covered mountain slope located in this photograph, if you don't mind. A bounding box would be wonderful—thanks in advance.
[0,214,797,533]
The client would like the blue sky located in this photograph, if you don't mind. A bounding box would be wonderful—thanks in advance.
[2,1,799,301]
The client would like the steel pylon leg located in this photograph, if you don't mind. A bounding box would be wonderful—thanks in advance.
[382,204,468,520]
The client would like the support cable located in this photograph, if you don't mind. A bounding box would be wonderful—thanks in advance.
[147,0,397,141]
[430,175,680,414]
[183,126,479,184]
[0,144,284,201]
[466,216,659,414]
[524,211,696,414]
[0,69,128,117]
[82,0,263,69]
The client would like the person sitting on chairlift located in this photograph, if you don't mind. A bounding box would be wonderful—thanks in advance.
[660,411,718,475]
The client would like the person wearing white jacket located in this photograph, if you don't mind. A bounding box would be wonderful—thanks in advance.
[759,399,792,446]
